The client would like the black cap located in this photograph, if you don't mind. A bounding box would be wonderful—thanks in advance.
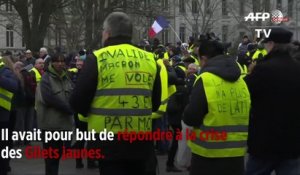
[247,43,257,51]
[262,27,293,44]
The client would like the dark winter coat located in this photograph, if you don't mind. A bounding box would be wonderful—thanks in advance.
[0,67,18,122]
[245,49,300,159]
[183,55,241,127]
[167,62,188,125]
[36,64,74,131]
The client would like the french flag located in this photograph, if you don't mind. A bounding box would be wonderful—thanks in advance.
[148,16,169,38]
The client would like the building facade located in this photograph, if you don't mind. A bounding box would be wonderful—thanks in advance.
[0,0,299,54]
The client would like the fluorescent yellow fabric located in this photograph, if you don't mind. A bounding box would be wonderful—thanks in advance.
[30,67,42,83]
[0,87,13,111]
[188,72,251,158]
[88,44,157,133]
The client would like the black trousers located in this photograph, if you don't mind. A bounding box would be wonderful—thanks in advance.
[190,153,244,175]
[0,122,10,175]
[42,131,70,175]
[166,124,182,167]
[73,114,87,164]
[99,160,147,175]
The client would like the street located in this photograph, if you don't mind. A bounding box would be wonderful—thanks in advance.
[8,142,189,175]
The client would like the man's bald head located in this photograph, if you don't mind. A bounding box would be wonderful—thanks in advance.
[35,58,44,70]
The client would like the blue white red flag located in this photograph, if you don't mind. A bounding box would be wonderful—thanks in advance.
[148,16,169,38]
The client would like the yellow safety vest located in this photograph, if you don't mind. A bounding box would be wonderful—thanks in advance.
[246,51,250,57]
[0,57,13,111]
[88,44,157,133]
[177,65,187,73]
[190,55,200,66]
[152,59,176,119]
[188,72,250,158]
[188,44,195,53]
[68,68,78,73]
[252,49,267,60]
[163,52,169,59]
[237,62,248,78]
[0,87,13,111]
[78,113,88,122]
[30,67,42,83]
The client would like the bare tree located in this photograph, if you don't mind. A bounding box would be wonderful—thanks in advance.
[84,0,123,49]
[126,0,171,41]
[83,0,171,49]
[180,0,221,36]
[10,0,71,52]
[50,0,85,52]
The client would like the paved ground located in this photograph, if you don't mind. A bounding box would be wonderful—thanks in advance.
[8,142,189,175]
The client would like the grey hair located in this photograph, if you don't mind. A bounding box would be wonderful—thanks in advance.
[103,12,132,38]
[188,63,199,70]
[40,47,48,54]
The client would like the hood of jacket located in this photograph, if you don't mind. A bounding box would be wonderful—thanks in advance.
[201,55,241,82]
[47,63,67,79]
[103,36,132,47]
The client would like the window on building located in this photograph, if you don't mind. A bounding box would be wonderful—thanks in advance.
[222,0,228,16]
[179,0,185,13]
[239,1,244,16]
[162,0,169,9]
[162,29,169,45]
[6,1,13,12]
[192,0,198,14]
[179,26,185,42]
[222,25,228,42]
[288,0,293,17]
[205,0,211,14]
[277,0,282,9]
[6,24,14,47]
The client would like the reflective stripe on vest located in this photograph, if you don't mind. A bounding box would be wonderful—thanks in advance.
[188,72,251,158]
[152,59,170,119]
[193,139,247,149]
[88,44,157,133]
[30,67,42,83]
[0,87,13,111]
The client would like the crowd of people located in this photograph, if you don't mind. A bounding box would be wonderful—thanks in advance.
[0,11,300,175]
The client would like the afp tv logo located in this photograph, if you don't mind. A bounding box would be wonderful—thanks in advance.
[244,10,289,38]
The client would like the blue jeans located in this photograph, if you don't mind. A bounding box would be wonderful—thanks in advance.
[246,154,300,175]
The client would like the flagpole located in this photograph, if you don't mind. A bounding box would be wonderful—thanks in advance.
[168,24,182,43]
